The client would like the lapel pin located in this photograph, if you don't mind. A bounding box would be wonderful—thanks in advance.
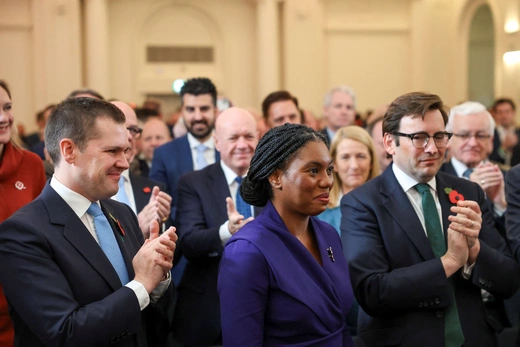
[327,247,335,262]
[15,181,26,190]
[143,187,151,193]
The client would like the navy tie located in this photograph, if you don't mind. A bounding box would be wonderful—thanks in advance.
[235,177,252,219]
[87,203,129,285]
[462,168,473,179]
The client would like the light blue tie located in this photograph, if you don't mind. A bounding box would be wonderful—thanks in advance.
[195,144,208,170]
[462,168,473,179]
[87,203,129,285]
[235,176,252,219]
[116,176,131,207]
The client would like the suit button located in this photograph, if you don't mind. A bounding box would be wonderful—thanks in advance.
[424,301,429,307]
[430,301,435,306]
[435,298,440,304]
[479,277,485,285]
[419,302,424,308]
[436,310,444,318]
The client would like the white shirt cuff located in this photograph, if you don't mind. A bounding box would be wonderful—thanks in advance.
[462,262,476,279]
[150,271,171,303]
[494,204,506,217]
[219,221,233,245]
[125,280,150,311]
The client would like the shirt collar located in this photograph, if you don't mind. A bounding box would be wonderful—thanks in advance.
[220,160,247,186]
[392,163,437,193]
[120,169,130,182]
[450,157,482,178]
[50,175,96,219]
[187,132,215,150]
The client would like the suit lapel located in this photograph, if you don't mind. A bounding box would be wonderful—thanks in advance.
[436,174,455,242]
[178,136,194,174]
[380,167,435,260]
[42,186,123,291]
[206,164,231,217]
[129,173,151,213]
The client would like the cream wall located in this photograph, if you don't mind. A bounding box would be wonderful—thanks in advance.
[2,0,520,130]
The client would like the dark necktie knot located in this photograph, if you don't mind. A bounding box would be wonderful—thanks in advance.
[463,168,474,179]
[235,176,243,185]
[415,183,431,195]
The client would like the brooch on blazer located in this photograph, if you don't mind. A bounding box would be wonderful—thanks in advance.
[444,187,465,204]
[108,212,126,240]
[143,187,151,194]
[326,247,335,262]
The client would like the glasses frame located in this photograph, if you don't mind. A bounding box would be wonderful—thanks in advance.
[392,131,453,148]
[452,133,492,141]
[127,126,143,139]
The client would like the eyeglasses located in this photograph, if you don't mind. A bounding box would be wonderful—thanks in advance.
[393,131,453,148]
[127,126,143,139]
[452,133,491,141]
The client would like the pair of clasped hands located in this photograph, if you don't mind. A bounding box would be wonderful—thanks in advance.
[443,198,482,277]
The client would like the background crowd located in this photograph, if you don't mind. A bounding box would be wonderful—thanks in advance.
[2,76,520,346]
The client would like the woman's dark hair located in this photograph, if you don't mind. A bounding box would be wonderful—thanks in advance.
[0,80,12,99]
[240,123,327,206]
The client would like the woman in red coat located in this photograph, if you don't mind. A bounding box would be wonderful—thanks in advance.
[0,80,46,346]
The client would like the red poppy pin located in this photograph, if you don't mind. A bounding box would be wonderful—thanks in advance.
[108,212,125,239]
[444,187,464,204]
[143,187,151,194]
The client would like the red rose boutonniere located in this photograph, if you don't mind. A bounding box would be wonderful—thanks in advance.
[143,187,151,194]
[108,212,125,239]
[444,187,464,204]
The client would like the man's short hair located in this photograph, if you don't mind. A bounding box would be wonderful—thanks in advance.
[67,88,105,100]
[383,92,449,146]
[492,98,516,112]
[179,77,217,106]
[323,85,356,108]
[447,101,495,134]
[261,91,299,120]
[366,116,384,138]
[45,97,126,166]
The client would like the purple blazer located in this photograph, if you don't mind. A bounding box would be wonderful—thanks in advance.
[218,201,354,347]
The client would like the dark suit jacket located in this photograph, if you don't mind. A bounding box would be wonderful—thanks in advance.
[440,161,507,239]
[320,128,332,145]
[149,135,220,219]
[341,165,520,347]
[129,173,166,215]
[0,183,173,346]
[172,162,262,346]
[506,164,520,262]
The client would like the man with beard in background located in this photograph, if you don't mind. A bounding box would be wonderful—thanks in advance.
[150,77,220,220]
[150,77,220,286]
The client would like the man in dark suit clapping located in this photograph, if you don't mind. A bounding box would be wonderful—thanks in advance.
[0,97,177,346]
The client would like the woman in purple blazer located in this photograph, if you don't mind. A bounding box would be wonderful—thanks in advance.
[218,124,354,346]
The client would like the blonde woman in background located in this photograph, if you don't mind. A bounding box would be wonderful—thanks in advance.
[317,125,379,234]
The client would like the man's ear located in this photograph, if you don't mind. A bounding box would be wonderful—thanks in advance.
[213,133,220,152]
[383,133,396,156]
[269,169,282,190]
[60,138,76,164]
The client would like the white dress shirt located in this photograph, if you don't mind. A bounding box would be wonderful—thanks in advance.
[110,169,136,214]
[218,161,253,245]
[50,176,170,310]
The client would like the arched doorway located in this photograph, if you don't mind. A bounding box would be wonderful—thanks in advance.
[468,4,494,106]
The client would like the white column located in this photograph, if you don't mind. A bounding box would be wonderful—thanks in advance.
[256,0,281,103]
[84,0,110,97]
